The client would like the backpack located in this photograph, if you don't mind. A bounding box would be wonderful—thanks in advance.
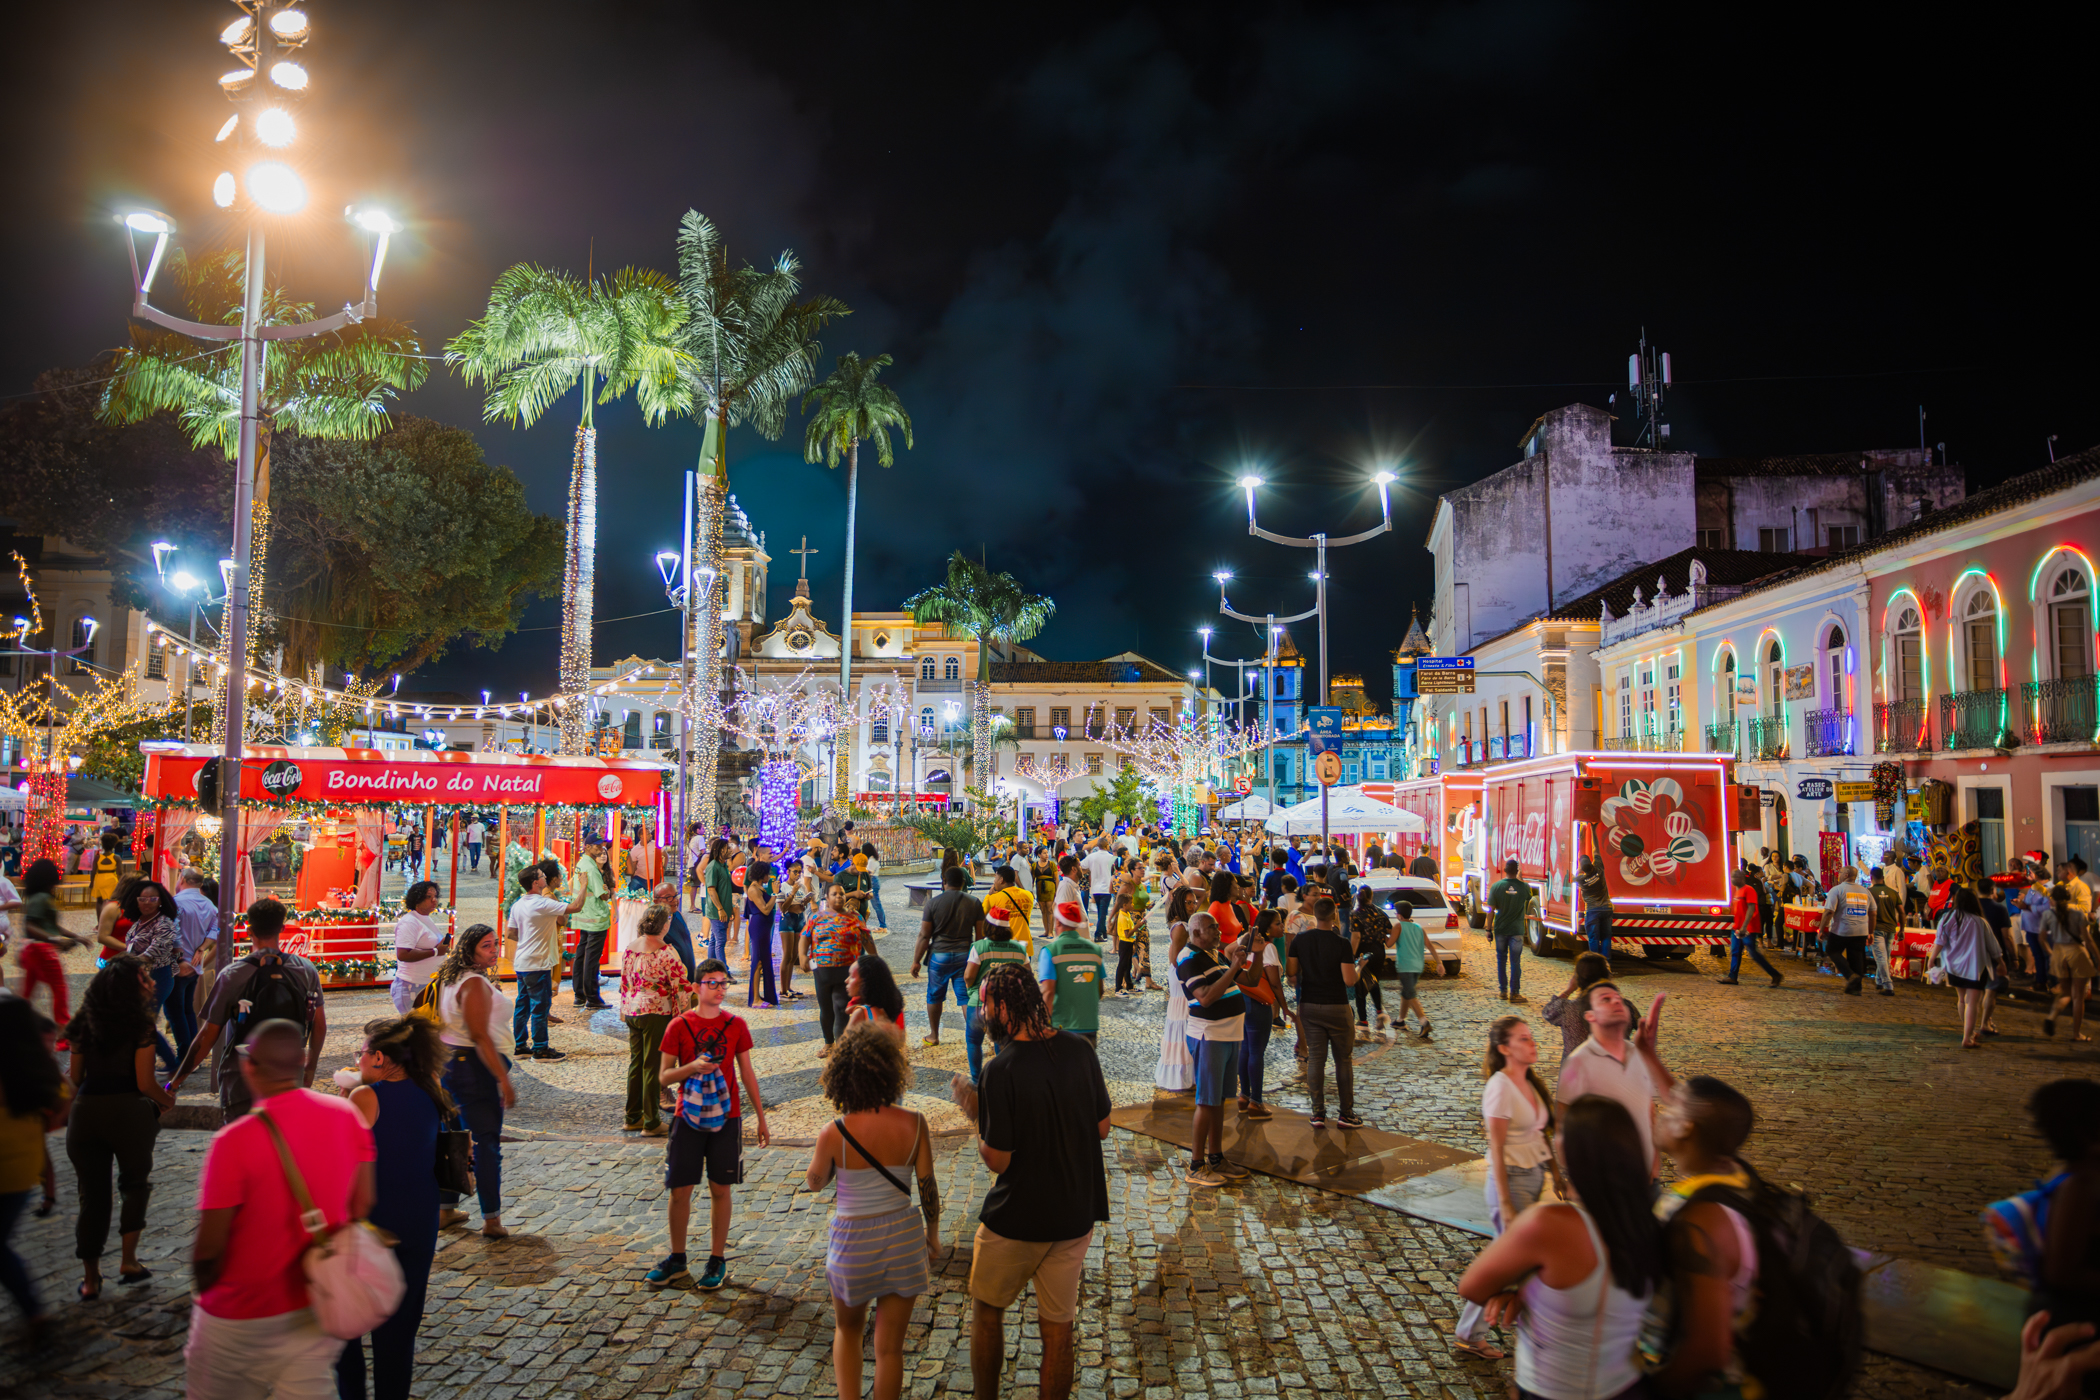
[675,1014,736,1133]
[1981,1172,2067,1286]
[230,953,315,1049]
[1684,1162,1863,1400]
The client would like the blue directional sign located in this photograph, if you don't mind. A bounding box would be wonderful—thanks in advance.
[1416,656,1476,694]
[1307,706,1344,755]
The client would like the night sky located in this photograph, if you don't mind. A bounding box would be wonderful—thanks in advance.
[3,3,2091,707]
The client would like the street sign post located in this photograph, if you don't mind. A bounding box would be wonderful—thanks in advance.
[1233,775,1253,793]
[1315,751,1342,786]
[1306,706,1345,849]
[1416,657,1476,695]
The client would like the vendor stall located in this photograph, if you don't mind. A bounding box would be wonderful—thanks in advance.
[138,742,665,988]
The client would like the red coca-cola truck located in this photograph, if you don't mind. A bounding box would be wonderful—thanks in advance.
[1481,752,1754,959]
[1366,774,1487,915]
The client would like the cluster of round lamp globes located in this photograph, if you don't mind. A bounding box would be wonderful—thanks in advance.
[209,2,315,214]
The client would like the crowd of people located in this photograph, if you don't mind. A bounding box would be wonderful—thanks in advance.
[6,813,2100,1400]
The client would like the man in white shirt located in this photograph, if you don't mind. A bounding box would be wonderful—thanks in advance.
[1554,983,1673,1179]
[170,866,220,1061]
[1820,865,1874,995]
[466,818,488,872]
[506,866,584,1060]
[1080,843,1119,944]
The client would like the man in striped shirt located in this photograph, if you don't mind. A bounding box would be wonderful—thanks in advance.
[965,906,1034,1083]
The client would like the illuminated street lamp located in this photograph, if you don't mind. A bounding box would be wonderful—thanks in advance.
[151,548,232,744]
[119,1,402,944]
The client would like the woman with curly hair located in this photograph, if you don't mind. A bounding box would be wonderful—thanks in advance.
[0,995,66,1343]
[64,956,175,1298]
[110,880,180,1071]
[430,924,516,1238]
[844,955,908,1044]
[336,1015,452,1400]
[805,1020,939,1400]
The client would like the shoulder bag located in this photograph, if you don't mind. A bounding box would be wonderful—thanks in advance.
[435,1100,475,1196]
[253,1107,405,1339]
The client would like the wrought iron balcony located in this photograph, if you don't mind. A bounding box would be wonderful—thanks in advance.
[2021,677,2099,745]
[1599,727,1684,753]
[1703,721,1740,755]
[1942,688,2013,751]
[1874,700,1928,753]
[1746,715,1789,761]
[1803,707,1855,758]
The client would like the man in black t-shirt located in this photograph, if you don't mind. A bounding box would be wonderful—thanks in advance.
[1261,849,1288,909]
[951,963,1110,1400]
[1287,897,1363,1129]
[912,866,985,1048]
[1409,850,1438,880]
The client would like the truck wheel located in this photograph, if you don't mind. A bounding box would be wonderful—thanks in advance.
[1642,945,1693,960]
[1468,895,1487,930]
[1526,916,1559,958]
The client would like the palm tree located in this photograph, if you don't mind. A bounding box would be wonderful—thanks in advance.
[803,352,912,800]
[672,210,847,818]
[101,247,426,739]
[446,264,688,754]
[903,552,1055,810]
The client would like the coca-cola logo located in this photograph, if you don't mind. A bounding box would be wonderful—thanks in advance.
[596,773,624,801]
[260,761,304,798]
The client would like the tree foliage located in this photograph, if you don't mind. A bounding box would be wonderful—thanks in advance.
[1075,763,1157,831]
[266,417,563,675]
[0,367,231,587]
[902,552,1056,682]
[445,264,689,430]
[803,352,912,470]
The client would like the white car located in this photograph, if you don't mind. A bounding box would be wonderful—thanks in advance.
[1352,871,1463,975]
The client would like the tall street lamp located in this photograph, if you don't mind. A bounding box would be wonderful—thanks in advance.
[119,0,402,945]
[1215,570,1316,824]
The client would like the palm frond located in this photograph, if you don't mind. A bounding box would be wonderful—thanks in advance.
[803,351,912,469]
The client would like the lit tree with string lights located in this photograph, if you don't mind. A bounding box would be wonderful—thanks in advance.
[718,670,845,855]
[1101,710,1276,838]
[446,265,688,756]
[1,556,172,865]
[673,212,847,829]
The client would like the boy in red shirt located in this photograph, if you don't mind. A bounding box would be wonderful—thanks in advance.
[1717,868,1783,987]
[646,958,770,1291]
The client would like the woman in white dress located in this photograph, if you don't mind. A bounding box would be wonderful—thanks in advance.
[1154,883,1201,1091]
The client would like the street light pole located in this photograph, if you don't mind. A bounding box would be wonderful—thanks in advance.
[1231,472,1395,869]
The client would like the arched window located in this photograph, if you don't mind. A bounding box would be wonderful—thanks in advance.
[2050,567,2093,680]
[1892,607,1924,702]
[1962,590,1998,692]
[67,617,95,675]
[1716,648,1736,716]
[1825,625,1847,708]
[918,706,934,733]
[943,655,960,681]
[1765,640,1785,712]
[920,657,935,680]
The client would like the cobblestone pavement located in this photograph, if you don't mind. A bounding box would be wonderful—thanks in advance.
[5,887,2077,1397]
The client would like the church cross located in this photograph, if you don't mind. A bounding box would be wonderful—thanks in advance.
[791,535,820,580]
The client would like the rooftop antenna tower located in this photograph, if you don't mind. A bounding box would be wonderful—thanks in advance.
[1626,329,1673,448]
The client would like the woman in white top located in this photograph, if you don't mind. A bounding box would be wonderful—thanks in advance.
[1458,1095,1666,1400]
[431,923,516,1238]
[1453,1015,1555,1359]
[805,1020,937,1400]
[1153,883,1200,1091]
[390,880,448,1016]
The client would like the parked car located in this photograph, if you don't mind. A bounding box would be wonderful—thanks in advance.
[1354,870,1462,975]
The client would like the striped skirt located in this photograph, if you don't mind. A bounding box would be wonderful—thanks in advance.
[826,1204,929,1307]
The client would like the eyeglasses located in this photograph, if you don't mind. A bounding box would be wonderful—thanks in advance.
[698,978,730,988]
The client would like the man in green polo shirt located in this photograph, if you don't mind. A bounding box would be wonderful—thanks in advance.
[964,904,1033,1083]
[569,835,614,1009]
[1485,857,1533,1004]
[1036,900,1104,1045]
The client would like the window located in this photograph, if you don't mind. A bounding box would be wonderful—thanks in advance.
[1639,663,1656,728]
[2052,569,2093,679]
[1499,700,1510,744]
[942,655,960,680]
[1119,754,1135,771]
[1344,763,1359,784]
[1049,706,1071,733]
[919,706,934,733]
[1275,753,1292,783]
[1766,640,1785,712]
[1275,671,1291,697]
[1893,607,1924,702]
[1013,706,1035,739]
[1085,752,1103,774]
[919,657,935,680]
[1666,660,1682,729]
[1149,706,1171,731]
[1462,711,1473,752]
[1758,527,1790,553]
[1718,650,1736,716]
[1828,525,1861,550]
[1617,670,1632,736]
[1370,758,1387,780]
[654,712,670,736]
[1114,706,1137,732]
[871,713,889,744]
[145,641,164,680]
[1696,528,1727,549]
[68,618,94,675]
[1825,626,1848,706]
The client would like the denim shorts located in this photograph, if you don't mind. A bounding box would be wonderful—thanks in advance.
[926,949,970,1007]
[1184,1035,1241,1107]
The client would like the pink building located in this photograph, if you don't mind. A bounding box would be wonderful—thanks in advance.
[1864,447,2100,872]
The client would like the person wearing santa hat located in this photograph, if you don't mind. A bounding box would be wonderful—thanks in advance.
[964,904,1033,1083]
[1037,902,1104,1045]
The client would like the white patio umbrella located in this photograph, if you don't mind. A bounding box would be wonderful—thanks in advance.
[1214,794,1278,821]
[1264,786,1427,837]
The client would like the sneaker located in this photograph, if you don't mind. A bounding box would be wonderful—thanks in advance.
[622,1121,644,1132]
[1418,1023,1434,1043]
[531,1048,568,1061]
[1877,987,1896,997]
[1186,1164,1227,1188]
[1210,1156,1250,1180]
[696,1257,728,1291]
[1715,976,1740,985]
[1769,971,1785,987]
[1243,1103,1274,1121]
[1507,993,1527,1005]
[1336,1112,1365,1129]
[644,1255,691,1288]
[1308,1116,1327,1130]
